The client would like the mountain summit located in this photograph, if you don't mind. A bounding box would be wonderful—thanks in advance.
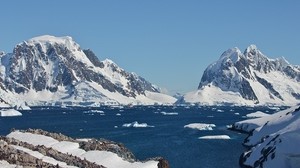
[181,45,300,106]
[0,35,176,106]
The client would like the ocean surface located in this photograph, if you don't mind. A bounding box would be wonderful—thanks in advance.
[0,105,280,168]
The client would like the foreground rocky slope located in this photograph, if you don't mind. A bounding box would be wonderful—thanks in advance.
[0,129,169,168]
[180,45,300,106]
[0,35,176,106]
[231,105,300,168]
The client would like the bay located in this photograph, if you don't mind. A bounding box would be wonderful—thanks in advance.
[0,106,277,168]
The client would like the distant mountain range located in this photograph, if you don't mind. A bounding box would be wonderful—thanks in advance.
[1,36,299,107]
[180,45,300,106]
[0,35,176,106]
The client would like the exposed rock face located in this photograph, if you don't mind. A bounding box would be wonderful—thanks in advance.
[158,158,170,168]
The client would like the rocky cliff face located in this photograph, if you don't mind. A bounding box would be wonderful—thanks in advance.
[182,45,300,106]
[0,35,175,106]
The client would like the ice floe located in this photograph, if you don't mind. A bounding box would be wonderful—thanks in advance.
[160,111,178,115]
[122,121,154,128]
[245,111,270,118]
[184,123,216,131]
[0,109,22,117]
[83,110,105,115]
[198,135,230,139]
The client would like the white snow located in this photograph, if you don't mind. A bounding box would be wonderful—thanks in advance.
[122,121,154,128]
[184,123,216,131]
[245,111,270,118]
[7,131,159,168]
[11,145,77,168]
[234,106,300,167]
[81,151,158,168]
[0,109,22,117]
[183,85,253,106]
[0,160,22,168]
[144,91,177,105]
[198,135,231,140]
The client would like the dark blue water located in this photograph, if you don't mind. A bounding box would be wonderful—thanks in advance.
[0,106,278,168]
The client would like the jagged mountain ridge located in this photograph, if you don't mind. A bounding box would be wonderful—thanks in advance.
[181,45,300,106]
[0,35,176,106]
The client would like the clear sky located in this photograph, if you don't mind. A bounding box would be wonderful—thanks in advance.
[1,1,299,95]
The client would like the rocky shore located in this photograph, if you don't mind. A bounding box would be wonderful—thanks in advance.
[0,129,169,168]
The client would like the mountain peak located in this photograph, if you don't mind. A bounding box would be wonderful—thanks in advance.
[243,44,265,60]
[25,35,80,53]
[186,45,300,106]
[245,44,258,53]
[28,35,73,44]
[219,47,243,63]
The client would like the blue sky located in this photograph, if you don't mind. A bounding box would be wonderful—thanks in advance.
[1,1,299,94]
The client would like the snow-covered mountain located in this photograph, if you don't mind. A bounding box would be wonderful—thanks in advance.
[232,105,300,168]
[180,45,300,106]
[0,35,176,106]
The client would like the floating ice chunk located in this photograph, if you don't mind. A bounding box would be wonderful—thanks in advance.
[198,135,230,139]
[0,109,22,117]
[246,111,270,118]
[116,113,121,116]
[161,111,178,115]
[122,121,154,128]
[83,110,105,115]
[234,113,240,115]
[184,123,216,131]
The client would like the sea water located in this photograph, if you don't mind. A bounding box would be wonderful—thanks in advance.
[0,106,278,168]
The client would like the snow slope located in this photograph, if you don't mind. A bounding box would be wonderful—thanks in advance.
[180,45,300,106]
[7,131,159,168]
[232,105,300,168]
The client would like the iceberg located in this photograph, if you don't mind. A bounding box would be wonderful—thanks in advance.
[161,111,178,115]
[245,111,270,118]
[198,135,231,140]
[184,123,216,131]
[0,109,22,117]
[122,121,154,128]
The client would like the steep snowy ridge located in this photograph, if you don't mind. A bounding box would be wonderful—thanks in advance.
[181,45,300,106]
[232,106,300,168]
[0,35,176,106]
